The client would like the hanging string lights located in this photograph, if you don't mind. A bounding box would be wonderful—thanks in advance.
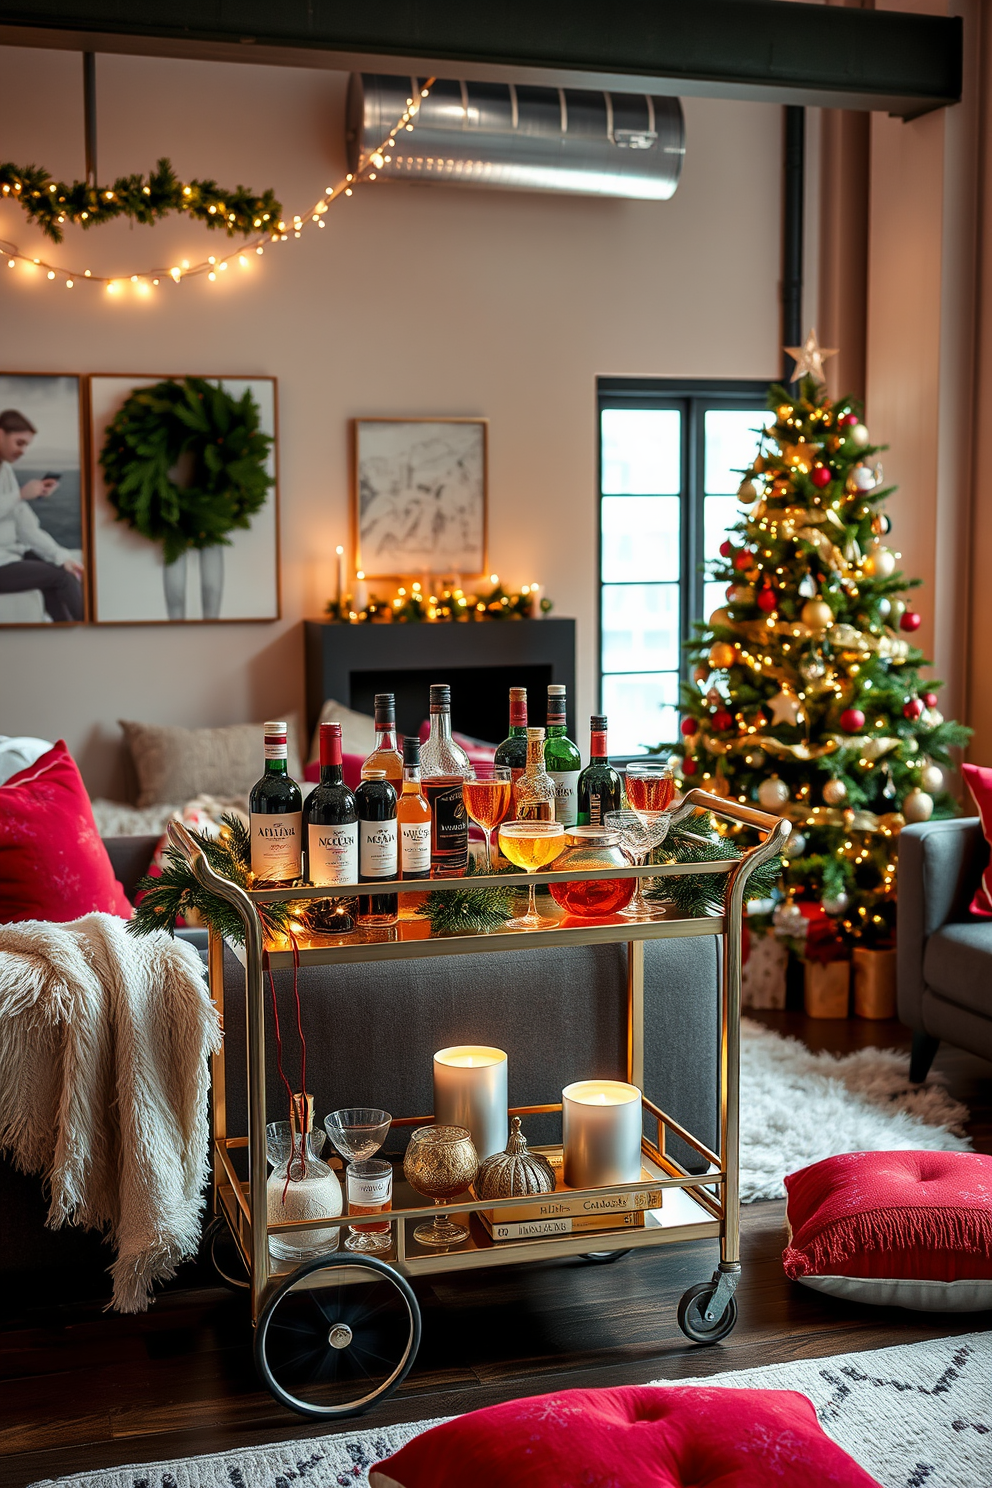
[0,80,434,297]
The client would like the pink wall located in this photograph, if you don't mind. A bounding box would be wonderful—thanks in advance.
[0,47,783,797]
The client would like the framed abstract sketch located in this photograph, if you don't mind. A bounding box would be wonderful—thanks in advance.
[353,417,488,580]
[89,374,279,624]
[0,373,87,626]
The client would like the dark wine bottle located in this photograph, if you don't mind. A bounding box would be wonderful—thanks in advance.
[356,769,398,925]
[494,686,528,783]
[303,721,358,933]
[249,721,303,884]
[577,715,623,826]
[545,684,581,826]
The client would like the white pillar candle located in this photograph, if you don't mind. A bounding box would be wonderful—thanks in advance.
[433,1046,508,1161]
[562,1080,642,1189]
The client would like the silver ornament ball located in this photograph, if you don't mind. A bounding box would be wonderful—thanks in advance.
[757,776,790,809]
[783,831,807,859]
[852,465,876,492]
[903,788,934,823]
[920,763,944,794]
[821,890,850,916]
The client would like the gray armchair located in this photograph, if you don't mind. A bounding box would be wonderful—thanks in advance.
[897,818,992,1080]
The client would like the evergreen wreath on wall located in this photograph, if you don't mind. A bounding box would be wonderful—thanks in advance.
[0,158,281,244]
[99,377,274,565]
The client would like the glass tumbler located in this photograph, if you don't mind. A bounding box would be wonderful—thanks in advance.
[346,1158,393,1254]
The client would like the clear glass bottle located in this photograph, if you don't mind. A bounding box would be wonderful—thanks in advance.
[266,1122,342,1260]
[544,684,581,827]
[577,715,623,826]
[512,726,556,822]
[249,721,303,884]
[494,686,528,784]
[421,683,473,875]
[547,826,635,918]
[361,692,403,789]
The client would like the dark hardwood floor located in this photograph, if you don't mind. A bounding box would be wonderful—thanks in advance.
[3,1014,990,1487]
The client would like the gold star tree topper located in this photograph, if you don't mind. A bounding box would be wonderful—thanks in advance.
[784,328,838,384]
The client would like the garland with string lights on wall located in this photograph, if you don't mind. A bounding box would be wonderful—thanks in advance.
[0,81,433,295]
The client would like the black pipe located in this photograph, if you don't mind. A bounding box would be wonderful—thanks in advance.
[782,104,805,383]
[83,52,97,186]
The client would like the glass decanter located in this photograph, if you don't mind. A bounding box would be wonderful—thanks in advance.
[266,1120,342,1260]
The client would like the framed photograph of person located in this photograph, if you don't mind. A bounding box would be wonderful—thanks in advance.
[0,373,88,626]
[353,417,488,581]
[89,374,280,624]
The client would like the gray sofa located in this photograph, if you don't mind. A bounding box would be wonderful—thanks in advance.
[0,836,720,1308]
[897,817,992,1080]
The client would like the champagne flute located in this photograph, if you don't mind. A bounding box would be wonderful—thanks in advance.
[462,763,513,871]
[497,820,566,929]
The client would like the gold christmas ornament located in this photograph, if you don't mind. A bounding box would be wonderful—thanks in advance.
[737,478,759,504]
[474,1117,556,1201]
[766,688,804,727]
[864,543,896,580]
[920,763,944,794]
[784,328,838,384]
[878,812,907,834]
[693,664,710,685]
[851,423,870,447]
[902,788,934,823]
[822,777,848,806]
[757,776,790,809]
[728,584,753,606]
[709,641,736,670]
[801,598,834,631]
[709,607,733,629]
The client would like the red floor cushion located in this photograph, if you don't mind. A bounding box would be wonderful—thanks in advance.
[783,1150,992,1311]
[370,1384,882,1488]
[0,740,132,923]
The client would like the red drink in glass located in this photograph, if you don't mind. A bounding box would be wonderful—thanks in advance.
[625,769,676,820]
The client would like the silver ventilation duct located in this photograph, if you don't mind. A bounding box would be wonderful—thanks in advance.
[346,75,685,201]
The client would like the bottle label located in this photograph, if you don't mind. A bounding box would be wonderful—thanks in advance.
[360,819,398,879]
[590,730,608,758]
[347,1170,392,1206]
[548,770,580,826]
[308,822,358,886]
[264,739,288,761]
[425,780,468,869]
[251,811,302,881]
[401,820,432,875]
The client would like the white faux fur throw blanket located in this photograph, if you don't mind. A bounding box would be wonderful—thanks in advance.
[0,914,221,1311]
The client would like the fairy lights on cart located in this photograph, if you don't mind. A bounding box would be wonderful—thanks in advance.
[0,82,434,296]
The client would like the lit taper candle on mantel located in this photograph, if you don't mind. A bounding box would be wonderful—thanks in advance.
[433,1046,508,1161]
[562,1080,642,1189]
[335,545,345,608]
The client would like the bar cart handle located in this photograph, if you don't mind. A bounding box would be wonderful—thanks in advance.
[677,788,785,835]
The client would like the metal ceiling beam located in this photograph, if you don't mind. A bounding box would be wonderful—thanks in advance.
[0,1,961,117]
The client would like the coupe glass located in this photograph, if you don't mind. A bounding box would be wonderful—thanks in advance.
[604,808,673,922]
[497,820,566,929]
[462,763,513,871]
[324,1108,393,1163]
[624,762,677,823]
[403,1124,479,1249]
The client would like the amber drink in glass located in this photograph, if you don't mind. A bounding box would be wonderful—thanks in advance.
[462,763,512,870]
[498,819,566,928]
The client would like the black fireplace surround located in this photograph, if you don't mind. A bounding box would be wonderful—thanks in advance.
[305,618,576,745]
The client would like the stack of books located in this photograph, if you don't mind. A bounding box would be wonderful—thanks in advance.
[479,1153,664,1242]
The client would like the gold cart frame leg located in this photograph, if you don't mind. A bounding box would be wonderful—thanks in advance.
[626,939,644,1091]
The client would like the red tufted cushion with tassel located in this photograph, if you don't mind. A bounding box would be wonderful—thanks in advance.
[783,1150,992,1311]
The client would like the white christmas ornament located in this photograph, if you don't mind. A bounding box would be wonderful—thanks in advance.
[852,465,875,492]
[878,598,891,620]
[767,688,804,726]
[758,776,790,809]
[783,832,807,859]
[851,423,870,447]
[867,544,896,579]
[822,890,850,916]
[920,763,944,794]
[822,778,848,806]
[903,788,934,823]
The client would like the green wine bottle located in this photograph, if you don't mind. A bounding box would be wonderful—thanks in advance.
[577,715,622,825]
[494,686,528,785]
[544,684,581,826]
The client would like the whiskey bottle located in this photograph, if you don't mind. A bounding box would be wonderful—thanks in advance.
[249,721,303,883]
[512,726,556,822]
[356,769,398,925]
[361,692,403,788]
[304,721,358,886]
[421,683,472,875]
[397,737,432,880]
[545,684,581,826]
[577,715,623,826]
[493,686,528,784]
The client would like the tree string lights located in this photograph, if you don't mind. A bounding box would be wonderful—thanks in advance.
[0,81,434,296]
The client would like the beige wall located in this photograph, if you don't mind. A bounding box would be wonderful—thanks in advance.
[0,48,783,797]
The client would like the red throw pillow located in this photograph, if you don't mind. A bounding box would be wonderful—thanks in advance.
[962,762,992,917]
[304,752,364,790]
[783,1150,992,1311]
[0,740,132,922]
[370,1384,882,1488]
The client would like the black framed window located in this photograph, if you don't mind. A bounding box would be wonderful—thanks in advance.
[598,378,771,755]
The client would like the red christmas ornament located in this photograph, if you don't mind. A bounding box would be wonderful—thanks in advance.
[733,551,752,572]
[719,540,733,558]
[903,698,924,721]
[682,757,698,777]
[900,610,922,632]
[842,413,859,427]
[680,717,698,736]
[711,709,734,732]
[839,708,865,733]
[923,691,938,708]
[811,465,832,489]
[756,587,777,613]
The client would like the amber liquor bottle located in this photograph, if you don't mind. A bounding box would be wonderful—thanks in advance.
[420,683,472,876]
[361,693,403,789]
[512,727,556,822]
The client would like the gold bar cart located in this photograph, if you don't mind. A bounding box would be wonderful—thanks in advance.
[169,789,788,1420]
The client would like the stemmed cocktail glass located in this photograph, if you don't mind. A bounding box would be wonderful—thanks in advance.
[497,820,566,929]
[605,809,673,922]
[462,764,513,871]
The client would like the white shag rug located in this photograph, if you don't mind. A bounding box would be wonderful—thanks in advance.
[29,1332,991,1488]
[739,1018,971,1202]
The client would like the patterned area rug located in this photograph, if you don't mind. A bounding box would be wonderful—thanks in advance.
[30,1331,990,1488]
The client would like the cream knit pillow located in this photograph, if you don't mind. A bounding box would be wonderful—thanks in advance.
[119,718,302,807]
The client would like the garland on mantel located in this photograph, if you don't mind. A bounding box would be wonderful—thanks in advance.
[0,158,281,244]
[326,579,553,624]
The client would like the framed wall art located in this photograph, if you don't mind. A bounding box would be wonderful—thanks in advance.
[0,372,87,627]
[353,416,488,580]
[89,373,279,624]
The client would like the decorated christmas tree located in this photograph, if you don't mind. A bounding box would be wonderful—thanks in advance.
[674,333,970,947]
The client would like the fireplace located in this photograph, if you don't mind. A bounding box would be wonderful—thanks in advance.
[304,618,576,744]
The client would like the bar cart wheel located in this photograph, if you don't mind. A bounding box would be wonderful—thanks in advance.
[580,1250,632,1264]
[204,1216,250,1291]
[677,1282,739,1343]
[254,1253,422,1419]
